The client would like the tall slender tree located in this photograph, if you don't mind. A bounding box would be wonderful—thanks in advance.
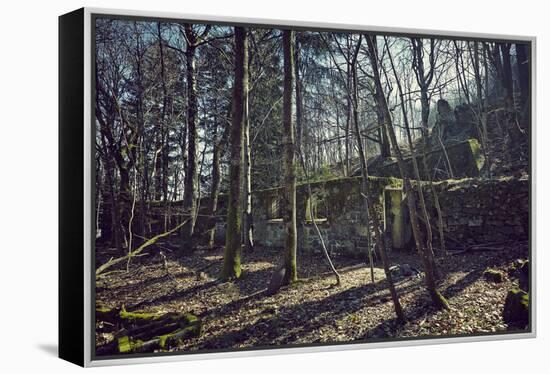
[220,27,248,280]
[243,36,254,252]
[282,29,298,284]
[366,34,449,310]
[180,24,212,251]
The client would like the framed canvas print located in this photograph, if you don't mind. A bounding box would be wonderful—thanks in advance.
[59,7,536,367]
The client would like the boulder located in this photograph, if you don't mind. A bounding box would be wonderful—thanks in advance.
[389,264,421,278]
[508,259,529,291]
[518,260,529,292]
[430,99,455,146]
[266,266,287,296]
[503,288,529,329]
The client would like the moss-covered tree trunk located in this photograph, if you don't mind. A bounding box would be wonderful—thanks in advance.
[220,27,248,281]
[366,35,449,310]
[282,30,298,284]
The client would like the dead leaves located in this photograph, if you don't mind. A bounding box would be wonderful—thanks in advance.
[96,241,528,352]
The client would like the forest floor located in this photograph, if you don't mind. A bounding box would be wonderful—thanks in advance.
[95,240,529,354]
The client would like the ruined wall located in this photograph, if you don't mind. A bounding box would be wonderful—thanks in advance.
[422,176,529,246]
[220,175,529,252]
[98,173,529,255]
[372,139,485,181]
[251,176,402,257]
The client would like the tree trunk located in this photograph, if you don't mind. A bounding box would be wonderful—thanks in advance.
[180,25,199,252]
[515,43,530,126]
[375,84,391,158]
[282,29,297,284]
[243,52,254,252]
[500,43,514,110]
[207,122,222,249]
[409,38,446,260]
[295,32,303,154]
[102,150,122,249]
[499,43,523,148]
[348,36,403,322]
[350,37,375,282]
[154,21,168,202]
[220,27,248,281]
[367,35,449,310]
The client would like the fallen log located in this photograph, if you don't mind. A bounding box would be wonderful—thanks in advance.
[95,306,201,355]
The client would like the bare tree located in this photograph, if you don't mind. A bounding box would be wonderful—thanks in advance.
[220,27,248,280]
[366,34,449,310]
[282,29,298,284]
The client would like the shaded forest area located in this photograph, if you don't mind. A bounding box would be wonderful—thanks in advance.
[94,18,530,355]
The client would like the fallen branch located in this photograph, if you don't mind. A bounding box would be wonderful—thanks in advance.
[96,219,190,278]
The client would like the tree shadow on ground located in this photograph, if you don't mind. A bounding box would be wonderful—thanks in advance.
[126,265,277,311]
[195,247,524,349]
[195,275,423,350]
[129,279,222,310]
[359,250,529,341]
[103,272,173,292]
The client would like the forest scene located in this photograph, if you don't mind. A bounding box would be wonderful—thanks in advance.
[93,16,531,356]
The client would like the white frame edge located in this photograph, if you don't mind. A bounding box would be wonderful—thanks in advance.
[81,7,537,367]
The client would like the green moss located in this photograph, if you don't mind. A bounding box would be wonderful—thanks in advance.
[119,308,163,323]
[433,290,450,310]
[503,288,529,328]
[484,268,505,283]
[374,139,486,180]
[158,324,202,349]
[158,334,169,348]
[118,336,144,354]
[521,293,529,308]
[467,138,486,172]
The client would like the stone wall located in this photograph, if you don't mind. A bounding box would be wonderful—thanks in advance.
[372,139,485,181]
[426,176,530,246]
[241,175,529,251]
[99,173,529,255]
[251,176,402,257]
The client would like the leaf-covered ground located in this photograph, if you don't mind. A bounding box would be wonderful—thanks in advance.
[95,240,529,354]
